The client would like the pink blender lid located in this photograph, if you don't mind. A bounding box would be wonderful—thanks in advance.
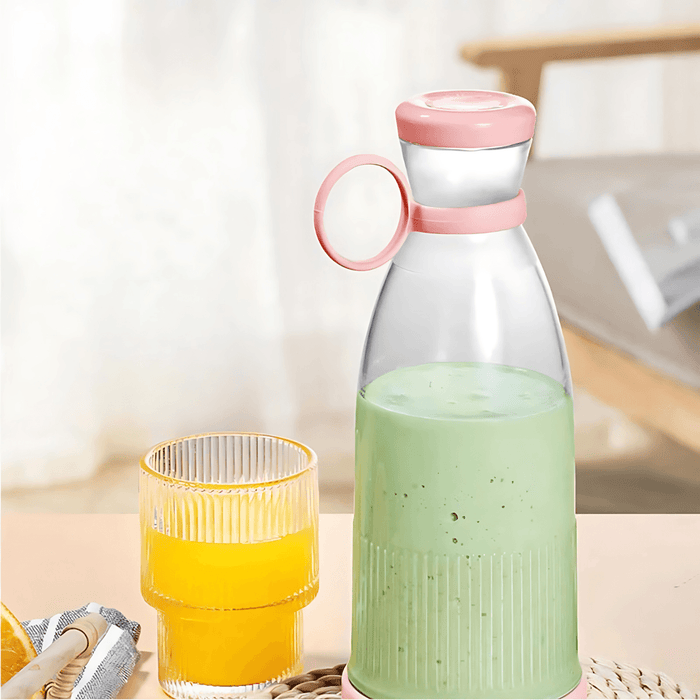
[395,89,536,149]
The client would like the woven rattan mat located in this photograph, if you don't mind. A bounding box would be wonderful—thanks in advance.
[249,659,699,699]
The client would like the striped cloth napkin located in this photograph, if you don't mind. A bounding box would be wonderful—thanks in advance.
[22,603,140,699]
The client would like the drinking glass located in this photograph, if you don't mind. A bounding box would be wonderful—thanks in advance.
[140,432,319,698]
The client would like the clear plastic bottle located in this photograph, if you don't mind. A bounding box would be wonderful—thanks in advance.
[314,91,584,700]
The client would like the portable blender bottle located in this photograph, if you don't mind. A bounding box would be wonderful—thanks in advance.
[314,91,586,699]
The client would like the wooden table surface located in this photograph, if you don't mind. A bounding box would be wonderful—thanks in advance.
[2,514,699,697]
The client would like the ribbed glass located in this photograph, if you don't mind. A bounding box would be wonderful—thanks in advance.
[140,432,319,699]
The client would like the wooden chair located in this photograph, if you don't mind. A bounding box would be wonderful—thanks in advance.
[461,24,700,454]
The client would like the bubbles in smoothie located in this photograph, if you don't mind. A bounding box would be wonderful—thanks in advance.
[385,393,410,407]
[362,362,566,420]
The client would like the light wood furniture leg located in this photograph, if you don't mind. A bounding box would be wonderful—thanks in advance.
[498,63,543,112]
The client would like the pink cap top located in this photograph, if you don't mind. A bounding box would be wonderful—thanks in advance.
[395,90,536,149]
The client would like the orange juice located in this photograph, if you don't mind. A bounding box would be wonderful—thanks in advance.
[142,525,318,689]
[140,432,319,697]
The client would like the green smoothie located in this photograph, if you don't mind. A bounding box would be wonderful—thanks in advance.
[349,362,581,699]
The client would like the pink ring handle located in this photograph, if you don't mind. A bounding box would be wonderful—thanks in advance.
[314,155,412,271]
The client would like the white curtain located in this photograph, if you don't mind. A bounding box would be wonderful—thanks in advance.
[2,0,699,489]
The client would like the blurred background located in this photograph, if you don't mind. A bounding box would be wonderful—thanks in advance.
[2,0,700,514]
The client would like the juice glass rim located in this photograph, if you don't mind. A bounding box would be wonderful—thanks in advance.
[140,431,318,490]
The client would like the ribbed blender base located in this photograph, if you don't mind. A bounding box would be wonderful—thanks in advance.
[341,666,588,699]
